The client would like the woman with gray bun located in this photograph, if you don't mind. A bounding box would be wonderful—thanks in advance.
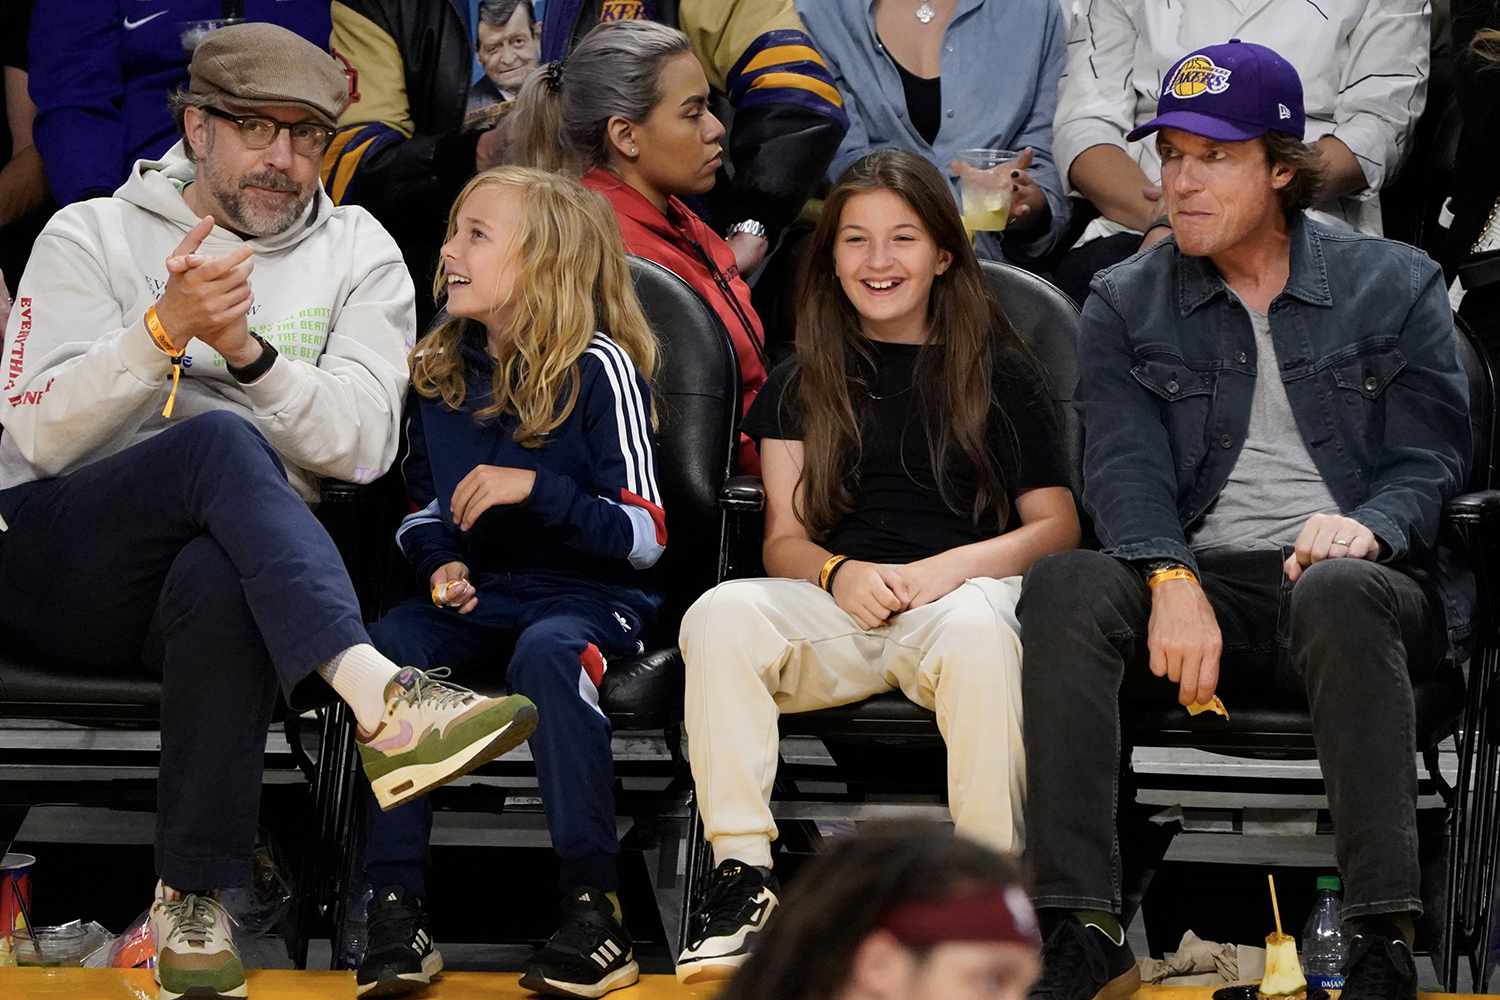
[508,20,770,472]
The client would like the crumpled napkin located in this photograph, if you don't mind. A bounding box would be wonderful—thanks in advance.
[1139,930,1269,986]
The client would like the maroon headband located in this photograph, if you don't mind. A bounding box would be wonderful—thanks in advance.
[880,888,1042,948]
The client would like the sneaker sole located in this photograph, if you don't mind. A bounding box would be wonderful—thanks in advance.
[518,959,640,998]
[356,949,444,997]
[372,703,539,811]
[1096,963,1142,1000]
[156,977,248,1000]
[675,952,749,985]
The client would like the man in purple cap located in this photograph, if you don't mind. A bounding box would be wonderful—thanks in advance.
[1018,41,1469,1000]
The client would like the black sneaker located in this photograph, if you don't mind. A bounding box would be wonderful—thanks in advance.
[355,886,443,997]
[1029,914,1140,1000]
[518,887,640,998]
[675,859,780,985]
[1341,932,1418,1000]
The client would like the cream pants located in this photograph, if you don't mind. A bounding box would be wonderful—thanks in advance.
[679,576,1026,868]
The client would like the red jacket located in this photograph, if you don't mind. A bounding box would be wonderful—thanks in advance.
[584,168,766,473]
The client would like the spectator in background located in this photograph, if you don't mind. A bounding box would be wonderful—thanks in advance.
[718,824,1041,1000]
[1441,0,1500,306]
[323,0,500,329]
[509,21,770,473]
[28,1,330,207]
[797,0,1071,264]
[1,0,48,301]
[469,0,541,113]
[1050,0,1430,305]
[540,0,849,276]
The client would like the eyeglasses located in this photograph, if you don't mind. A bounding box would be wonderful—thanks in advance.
[200,106,335,156]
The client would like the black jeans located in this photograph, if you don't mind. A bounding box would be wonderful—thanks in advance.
[0,412,370,889]
[1018,547,1442,918]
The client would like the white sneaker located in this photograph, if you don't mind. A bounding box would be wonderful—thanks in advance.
[150,882,247,1000]
[676,860,780,984]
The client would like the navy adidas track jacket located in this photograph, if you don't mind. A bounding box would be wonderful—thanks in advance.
[395,331,666,606]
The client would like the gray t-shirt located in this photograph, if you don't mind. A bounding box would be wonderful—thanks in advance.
[1189,300,1339,553]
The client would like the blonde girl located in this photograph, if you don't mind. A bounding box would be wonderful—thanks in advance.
[356,167,663,1000]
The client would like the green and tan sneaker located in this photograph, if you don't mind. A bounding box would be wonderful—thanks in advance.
[359,667,539,811]
[150,884,246,1000]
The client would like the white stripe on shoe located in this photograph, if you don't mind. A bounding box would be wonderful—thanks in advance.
[540,958,640,999]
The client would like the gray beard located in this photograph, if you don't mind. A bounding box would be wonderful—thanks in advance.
[214,182,314,238]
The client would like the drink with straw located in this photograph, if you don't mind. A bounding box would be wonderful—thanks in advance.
[957,148,1017,239]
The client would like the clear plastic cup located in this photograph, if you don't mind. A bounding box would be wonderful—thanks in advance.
[957,148,1018,236]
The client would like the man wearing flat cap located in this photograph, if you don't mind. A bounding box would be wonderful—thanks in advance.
[1017,41,1470,1000]
[0,24,537,1000]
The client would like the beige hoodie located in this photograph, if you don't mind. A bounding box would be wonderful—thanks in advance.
[0,143,414,503]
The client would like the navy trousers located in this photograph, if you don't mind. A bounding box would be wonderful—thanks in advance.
[364,573,650,894]
[0,412,371,889]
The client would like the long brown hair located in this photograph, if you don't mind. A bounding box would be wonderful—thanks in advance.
[718,823,1029,1000]
[790,149,1026,538]
[411,166,657,443]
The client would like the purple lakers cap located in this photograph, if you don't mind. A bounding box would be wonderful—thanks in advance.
[1126,39,1305,144]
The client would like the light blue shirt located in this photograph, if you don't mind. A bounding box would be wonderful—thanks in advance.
[796,0,1070,257]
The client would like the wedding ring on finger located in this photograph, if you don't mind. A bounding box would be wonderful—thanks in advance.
[1332,538,1352,547]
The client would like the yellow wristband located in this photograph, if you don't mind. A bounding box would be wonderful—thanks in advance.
[818,554,849,592]
[1146,566,1198,589]
[144,306,186,419]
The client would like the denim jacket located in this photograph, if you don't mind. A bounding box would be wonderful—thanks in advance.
[1079,215,1474,645]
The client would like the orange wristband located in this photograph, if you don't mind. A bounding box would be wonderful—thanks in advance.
[144,306,185,418]
[819,554,849,592]
[1146,566,1198,589]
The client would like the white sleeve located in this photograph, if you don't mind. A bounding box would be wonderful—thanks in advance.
[0,227,173,476]
[1330,0,1429,197]
[236,224,413,485]
[1053,0,1141,193]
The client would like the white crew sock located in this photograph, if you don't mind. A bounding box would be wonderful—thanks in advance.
[317,644,401,732]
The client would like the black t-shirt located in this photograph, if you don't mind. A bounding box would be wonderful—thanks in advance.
[0,0,32,165]
[2,0,29,73]
[893,58,941,146]
[743,340,1069,563]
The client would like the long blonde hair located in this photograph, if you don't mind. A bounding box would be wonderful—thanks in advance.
[413,166,658,445]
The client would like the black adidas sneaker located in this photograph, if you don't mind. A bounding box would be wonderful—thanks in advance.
[355,886,443,997]
[518,887,640,998]
[675,859,780,984]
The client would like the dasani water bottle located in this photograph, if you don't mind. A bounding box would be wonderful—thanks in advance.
[1301,875,1347,990]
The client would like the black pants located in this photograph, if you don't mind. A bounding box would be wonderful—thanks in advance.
[1018,548,1442,919]
[0,412,370,889]
[1051,233,1143,307]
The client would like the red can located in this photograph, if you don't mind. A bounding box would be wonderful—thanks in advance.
[0,853,35,937]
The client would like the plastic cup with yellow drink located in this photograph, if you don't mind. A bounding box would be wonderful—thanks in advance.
[956,148,1018,240]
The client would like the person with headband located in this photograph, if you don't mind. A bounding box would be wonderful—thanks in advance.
[717,823,1041,1000]
[1020,41,1468,1000]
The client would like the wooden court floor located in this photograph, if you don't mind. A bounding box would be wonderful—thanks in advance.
[0,970,1494,1000]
